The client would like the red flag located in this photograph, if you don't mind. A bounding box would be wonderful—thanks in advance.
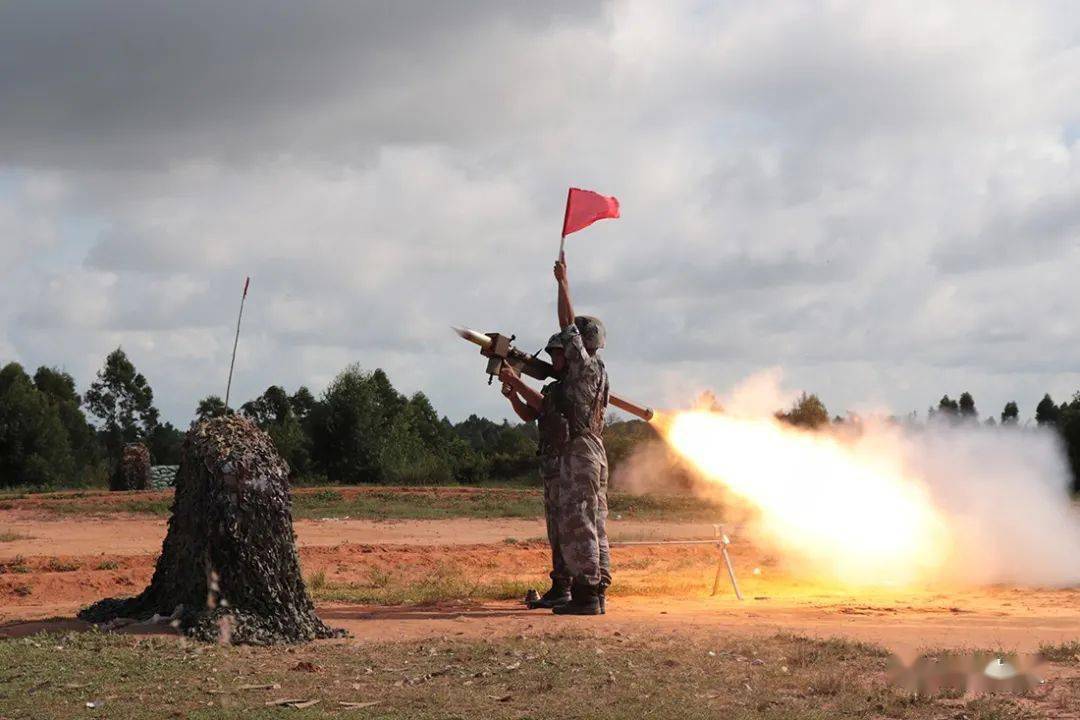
[561,187,620,238]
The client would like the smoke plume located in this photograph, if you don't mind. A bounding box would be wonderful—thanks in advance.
[637,371,1080,588]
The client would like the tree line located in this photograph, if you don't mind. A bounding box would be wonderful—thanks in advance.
[2,348,1079,493]
[0,348,550,489]
[773,390,1080,493]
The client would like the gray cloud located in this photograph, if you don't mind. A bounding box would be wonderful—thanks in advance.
[2,0,1080,426]
[0,0,604,168]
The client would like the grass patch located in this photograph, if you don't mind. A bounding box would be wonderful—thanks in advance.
[292,488,543,521]
[291,488,723,522]
[0,631,1053,720]
[312,562,533,606]
[308,569,327,593]
[305,548,733,607]
[0,555,31,574]
[46,497,172,516]
[2,485,725,523]
[94,560,120,571]
[0,529,28,542]
[1040,640,1080,663]
[10,583,32,597]
[43,558,81,572]
[608,492,723,521]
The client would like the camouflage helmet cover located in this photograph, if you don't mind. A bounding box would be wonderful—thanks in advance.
[574,315,606,351]
[544,332,564,355]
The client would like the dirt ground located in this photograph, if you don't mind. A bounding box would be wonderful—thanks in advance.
[2,495,1078,662]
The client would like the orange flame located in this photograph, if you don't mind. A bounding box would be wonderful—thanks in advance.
[658,409,952,586]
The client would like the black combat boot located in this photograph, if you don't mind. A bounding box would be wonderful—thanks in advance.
[528,582,571,609]
[552,582,601,615]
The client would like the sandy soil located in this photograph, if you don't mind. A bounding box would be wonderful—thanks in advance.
[0,511,722,559]
[2,509,1078,656]
[320,596,1080,658]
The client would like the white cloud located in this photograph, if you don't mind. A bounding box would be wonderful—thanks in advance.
[1,0,1079,424]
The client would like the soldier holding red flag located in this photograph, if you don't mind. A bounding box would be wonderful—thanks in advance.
[498,187,619,616]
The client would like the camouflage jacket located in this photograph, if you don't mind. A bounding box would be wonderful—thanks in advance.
[537,381,569,477]
[558,322,609,459]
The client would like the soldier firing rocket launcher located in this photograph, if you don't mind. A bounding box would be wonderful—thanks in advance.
[452,326,654,422]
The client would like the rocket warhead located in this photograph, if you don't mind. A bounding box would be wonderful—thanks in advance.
[452,326,492,349]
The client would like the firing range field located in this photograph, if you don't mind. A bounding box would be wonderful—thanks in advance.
[2,486,1079,719]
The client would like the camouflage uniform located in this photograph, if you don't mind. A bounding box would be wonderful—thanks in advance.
[555,322,611,589]
[537,382,570,587]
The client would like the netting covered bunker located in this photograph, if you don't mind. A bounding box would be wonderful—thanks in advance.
[80,415,341,644]
[111,442,151,491]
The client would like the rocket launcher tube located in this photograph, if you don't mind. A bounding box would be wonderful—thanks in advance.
[453,326,655,422]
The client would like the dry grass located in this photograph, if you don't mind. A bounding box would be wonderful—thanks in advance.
[301,545,731,607]
[0,486,725,523]
[311,562,533,606]
[42,557,81,573]
[0,630,1065,719]
[0,555,31,574]
[1040,641,1080,664]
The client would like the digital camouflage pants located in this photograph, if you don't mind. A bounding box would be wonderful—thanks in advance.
[540,470,574,587]
[555,451,611,589]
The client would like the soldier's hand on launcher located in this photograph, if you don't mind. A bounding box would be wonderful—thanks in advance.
[498,364,519,385]
[500,383,513,397]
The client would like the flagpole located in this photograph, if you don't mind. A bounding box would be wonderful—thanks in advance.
[224,277,250,412]
[559,187,572,261]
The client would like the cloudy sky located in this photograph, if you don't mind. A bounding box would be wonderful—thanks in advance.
[3,0,1080,426]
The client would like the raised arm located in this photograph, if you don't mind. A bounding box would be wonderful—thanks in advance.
[555,255,574,329]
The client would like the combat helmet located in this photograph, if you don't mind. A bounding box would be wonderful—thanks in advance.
[544,332,564,356]
[574,315,606,352]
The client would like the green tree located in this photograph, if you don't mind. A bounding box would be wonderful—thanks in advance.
[84,348,160,463]
[937,395,959,416]
[383,392,483,484]
[33,366,79,404]
[309,367,483,484]
[1035,394,1060,427]
[958,392,977,420]
[289,386,316,421]
[195,395,228,423]
[1001,401,1019,425]
[241,386,290,426]
[241,386,311,477]
[776,392,829,429]
[0,363,76,487]
[1059,394,1080,494]
[148,422,185,465]
[451,413,538,483]
[33,366,102,481]
[310,367,404,483]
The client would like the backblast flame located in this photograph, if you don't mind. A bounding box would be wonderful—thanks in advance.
[660,410,952,586]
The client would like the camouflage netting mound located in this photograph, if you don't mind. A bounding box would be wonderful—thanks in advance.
[110,442,151,491]
[80,415,342,644]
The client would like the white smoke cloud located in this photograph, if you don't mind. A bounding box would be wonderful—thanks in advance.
[901,422,1080,586]
[653,372,1080,588]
